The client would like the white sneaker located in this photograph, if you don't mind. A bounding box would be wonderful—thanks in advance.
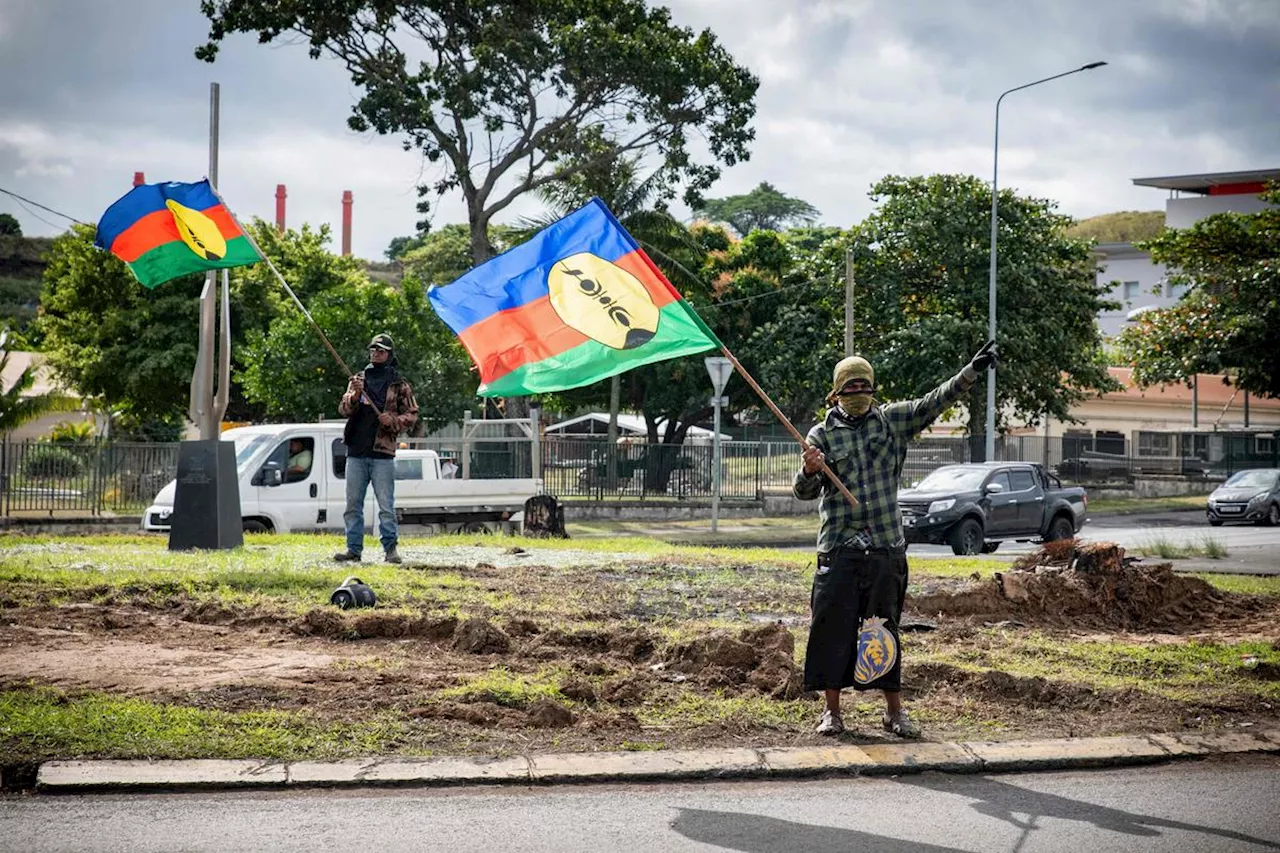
[815,709,845,735]
[883,708,921,739]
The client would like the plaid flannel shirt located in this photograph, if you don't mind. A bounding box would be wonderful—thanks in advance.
[794,367,977,552]
[338,372,419,456]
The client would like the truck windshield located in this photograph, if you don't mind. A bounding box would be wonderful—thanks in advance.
[233,435,273,471]
[914,467,989,492]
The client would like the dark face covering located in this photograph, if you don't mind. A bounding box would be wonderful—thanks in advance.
[363,348,397,410]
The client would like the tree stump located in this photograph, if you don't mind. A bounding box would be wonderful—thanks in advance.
[523,494,568,538]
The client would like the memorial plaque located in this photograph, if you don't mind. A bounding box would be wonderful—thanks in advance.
[169,439,243,551]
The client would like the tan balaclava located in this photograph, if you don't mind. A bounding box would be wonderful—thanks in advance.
[827,356,875,418]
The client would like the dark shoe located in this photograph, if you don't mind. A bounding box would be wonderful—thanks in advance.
[333,551,361,563]
[384,547,402,565]
[883,709,921,739]
[815,709,844,735]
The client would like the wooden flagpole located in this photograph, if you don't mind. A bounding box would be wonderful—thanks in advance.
[207,184,391,415]
[713,344,859,508]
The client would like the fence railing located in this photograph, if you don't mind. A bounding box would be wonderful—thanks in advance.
[1,441,179,516]
[2,429,1275,515]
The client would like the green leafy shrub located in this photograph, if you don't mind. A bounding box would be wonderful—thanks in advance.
[21,445,86,480]
[47,420,96,444]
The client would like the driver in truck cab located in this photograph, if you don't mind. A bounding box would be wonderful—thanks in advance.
[794,341,998,739]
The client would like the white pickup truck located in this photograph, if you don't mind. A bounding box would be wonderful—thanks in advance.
[142,423,540,535]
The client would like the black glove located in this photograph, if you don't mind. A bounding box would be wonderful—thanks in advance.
[970,340,999,372]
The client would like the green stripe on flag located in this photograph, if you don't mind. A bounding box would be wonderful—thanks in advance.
[478,301,720,397]
[128,236,261,289]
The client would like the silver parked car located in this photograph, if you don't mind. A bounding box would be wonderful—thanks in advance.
[1206,468,1280,526]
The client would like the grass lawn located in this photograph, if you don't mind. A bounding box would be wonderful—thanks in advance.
[1,532,1277,768]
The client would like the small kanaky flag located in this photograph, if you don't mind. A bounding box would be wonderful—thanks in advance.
[427,198,720,397]
[95,179,261,288]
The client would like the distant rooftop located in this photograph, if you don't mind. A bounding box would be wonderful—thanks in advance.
[1132,169,1280,195]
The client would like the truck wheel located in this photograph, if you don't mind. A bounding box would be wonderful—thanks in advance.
[243,519,270,534]
[949,518,984,555]
[1045,515,1075,542]
[980,541,1000,554]
[461,521,492,535]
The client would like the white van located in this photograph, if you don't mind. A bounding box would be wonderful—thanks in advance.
[142,423,540,535]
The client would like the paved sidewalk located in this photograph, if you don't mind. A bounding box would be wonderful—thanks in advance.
[32,729,1280,793]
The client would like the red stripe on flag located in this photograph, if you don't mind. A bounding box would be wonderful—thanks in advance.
[459,296,590,383]
[613,249,680,307]
[456,249,682,382]
[202,204,242,239]
[110,204,243,263]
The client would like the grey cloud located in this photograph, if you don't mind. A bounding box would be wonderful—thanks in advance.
[0,0,1273,256]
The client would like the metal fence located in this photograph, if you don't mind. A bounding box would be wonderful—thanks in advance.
[539,429,1280,500]
[2,428,1276,515]
[1,441,179,516]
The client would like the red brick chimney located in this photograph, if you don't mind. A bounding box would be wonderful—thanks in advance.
[133,171,146,186]
[275,184,287,233]
[341,190,353,256]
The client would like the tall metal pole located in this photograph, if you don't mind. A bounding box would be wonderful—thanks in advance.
[191,82,221,440]
[711,397,722,533]
[987,62,1107,462]
[170,80,242,551]
[844,249,855,357]
[607,375,620,489]
[1192,375,1199,428]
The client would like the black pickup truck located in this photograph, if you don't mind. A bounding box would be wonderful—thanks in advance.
[898,462,1088,555]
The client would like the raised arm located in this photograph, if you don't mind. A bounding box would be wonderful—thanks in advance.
[886,341,998,439]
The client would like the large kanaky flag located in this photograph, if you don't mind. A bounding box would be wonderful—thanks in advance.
[95,179,261,288]
[428,199,720,397]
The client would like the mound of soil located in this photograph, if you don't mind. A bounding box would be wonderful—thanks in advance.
[291,609,459,641]
[909,541,1246,631]
[452,618,512,654]
[663,622,802,698]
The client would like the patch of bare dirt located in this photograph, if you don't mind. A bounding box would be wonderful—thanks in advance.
[2,543,1277,760]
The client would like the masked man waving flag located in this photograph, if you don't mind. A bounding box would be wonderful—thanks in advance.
[796,341,998,737]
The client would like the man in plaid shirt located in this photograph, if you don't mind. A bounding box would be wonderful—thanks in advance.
[794,341,997,737]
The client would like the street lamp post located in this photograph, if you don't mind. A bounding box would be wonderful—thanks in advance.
[986,61,1107,462]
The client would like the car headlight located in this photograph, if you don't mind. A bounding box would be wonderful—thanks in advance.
[927,499,956,514]
[1249,492,1269,504]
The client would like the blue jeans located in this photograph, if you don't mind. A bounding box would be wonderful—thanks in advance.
[343,456,396,555]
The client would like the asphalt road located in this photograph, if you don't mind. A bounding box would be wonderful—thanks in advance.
[4,758,1278,853]
[904,510,1280,574]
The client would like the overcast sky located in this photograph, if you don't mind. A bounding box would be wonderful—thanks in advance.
[1,0,1276,260]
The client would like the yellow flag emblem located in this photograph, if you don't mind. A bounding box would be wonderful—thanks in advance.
[547,253,660,350]
[854,616,898,685]
[166,199,227,261]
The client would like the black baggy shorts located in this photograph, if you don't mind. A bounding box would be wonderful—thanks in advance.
[803,547,908,692]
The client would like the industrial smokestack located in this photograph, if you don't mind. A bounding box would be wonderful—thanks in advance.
[341,190,353,256]
[275,184,287,233]
[133,171,146,186]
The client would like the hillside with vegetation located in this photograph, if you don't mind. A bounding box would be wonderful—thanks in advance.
[1067,210,1165,243]
[0,230,52,338]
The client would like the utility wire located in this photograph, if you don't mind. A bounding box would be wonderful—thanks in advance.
[698,277,832,310]
[0,186,86,226]
[9,197,63,231]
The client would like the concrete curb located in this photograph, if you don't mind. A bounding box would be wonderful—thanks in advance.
[33,729,1280,794]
